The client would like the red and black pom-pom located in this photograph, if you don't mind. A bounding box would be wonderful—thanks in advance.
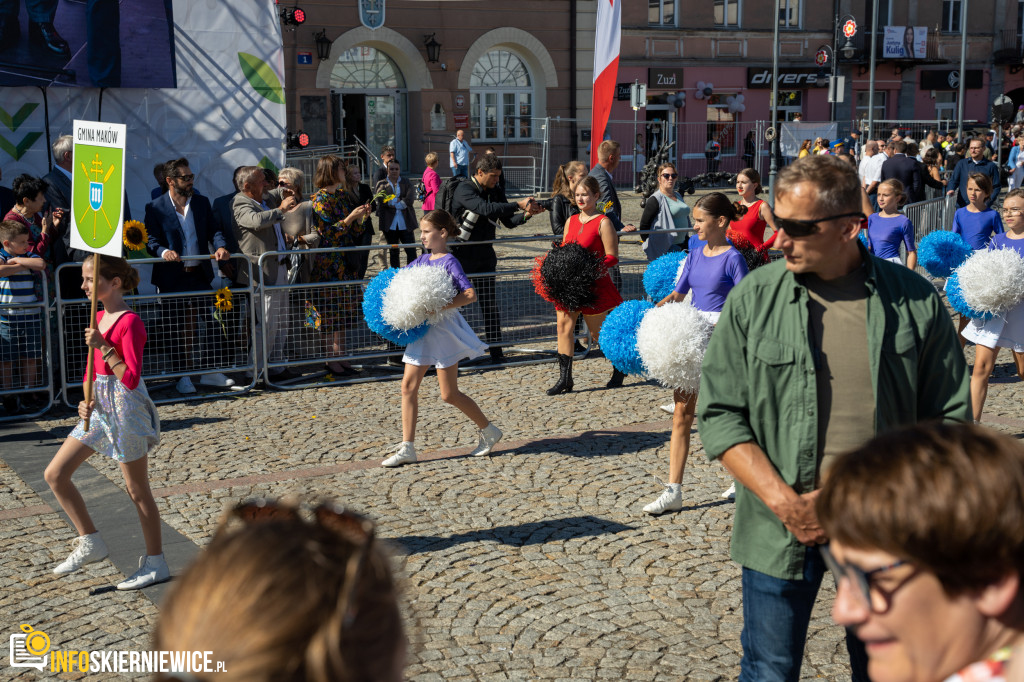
[727,228,770,272]
[532,241,605,311]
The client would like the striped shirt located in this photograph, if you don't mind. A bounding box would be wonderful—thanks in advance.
[0,248,42,320]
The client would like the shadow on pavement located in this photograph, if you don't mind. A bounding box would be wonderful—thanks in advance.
[391,515,635,554]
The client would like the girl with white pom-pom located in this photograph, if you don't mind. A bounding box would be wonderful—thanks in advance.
[866,179,917,269]
[962,188,1024,423]
[642,192,749,515]
[952,173,1005,343]
[381,210,502,468]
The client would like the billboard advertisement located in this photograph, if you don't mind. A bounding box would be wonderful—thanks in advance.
[884,26,927,59]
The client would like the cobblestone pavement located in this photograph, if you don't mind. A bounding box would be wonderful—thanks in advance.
[4,191,1024,680]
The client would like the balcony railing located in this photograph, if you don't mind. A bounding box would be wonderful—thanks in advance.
[994,29,1023,64]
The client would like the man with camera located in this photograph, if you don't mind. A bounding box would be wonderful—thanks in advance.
[451,154,542,362]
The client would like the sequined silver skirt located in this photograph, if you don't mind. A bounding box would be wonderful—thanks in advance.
[69,375,160,463]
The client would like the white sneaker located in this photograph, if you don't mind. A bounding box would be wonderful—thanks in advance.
[382,442,417,467]
[116,554,170,590]
[53,533,108,574]
[469,423,503,457]
[659,403,675,415]
[176,376,196,394]
[199,372,235,387]
[643,485,683,515]
[722,483,736,500]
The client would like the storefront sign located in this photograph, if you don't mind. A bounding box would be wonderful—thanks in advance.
[920,69,984,90]
[648,68,682,89]
[453,113,469,128]
[616,83,632,101]
[747,68,820,89]
[883,26,926,59]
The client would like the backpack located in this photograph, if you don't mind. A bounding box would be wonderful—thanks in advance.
[437,175,468,217]
[414,180,426,202]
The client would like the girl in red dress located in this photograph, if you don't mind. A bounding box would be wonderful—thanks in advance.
[547,175,624,395]
[731,168,778,249]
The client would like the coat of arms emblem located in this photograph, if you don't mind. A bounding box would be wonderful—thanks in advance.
[359,0,385,30]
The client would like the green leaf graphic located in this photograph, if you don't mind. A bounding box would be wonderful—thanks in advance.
[238,52,285,104]
[257,156,280,174]
[0,103,39,131]
[0,132,42,160]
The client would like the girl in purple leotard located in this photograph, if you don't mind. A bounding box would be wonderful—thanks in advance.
[866,179,917,270]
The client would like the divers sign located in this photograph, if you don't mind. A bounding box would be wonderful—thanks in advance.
[747,68,820,89]
[70,120,126,257]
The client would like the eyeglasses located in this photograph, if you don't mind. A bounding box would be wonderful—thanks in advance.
[662,173,678,179]
[1001,207,1024,216]
[174,174,195,182]
[775,212,865,238]
[224,499,375,628]
[821,544,916,613]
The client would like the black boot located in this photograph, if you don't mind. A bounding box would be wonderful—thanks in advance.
[606,368,626,389]
[546,353,574,395]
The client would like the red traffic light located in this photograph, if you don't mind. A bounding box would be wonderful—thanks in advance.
[280,6,305,25]
[293,8,305,23]
[298,133,309,147]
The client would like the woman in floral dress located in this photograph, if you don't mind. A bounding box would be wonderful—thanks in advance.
[309,155,371,375]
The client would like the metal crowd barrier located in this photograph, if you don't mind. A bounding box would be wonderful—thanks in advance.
[904,193,957,246]
[256,235,655,391]
[55,255,258,407]
[0,276,53,423]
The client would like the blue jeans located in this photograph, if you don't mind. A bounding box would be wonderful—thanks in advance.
[739,546,870,682]
[451,164,468,178]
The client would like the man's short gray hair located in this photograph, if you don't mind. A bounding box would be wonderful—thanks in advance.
[52,134,73,159]
[775,155,862,215]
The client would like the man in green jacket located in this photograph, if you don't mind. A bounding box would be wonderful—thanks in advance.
[698,155,970,682]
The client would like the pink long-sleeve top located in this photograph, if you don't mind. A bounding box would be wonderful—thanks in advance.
[84,310,146,390]
[2,210,53,259]
[422,166,441,211]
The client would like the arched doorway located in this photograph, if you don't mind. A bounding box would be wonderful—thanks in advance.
[330,47,409,167]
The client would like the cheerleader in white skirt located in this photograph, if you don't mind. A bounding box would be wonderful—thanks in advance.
[382,210,502,467]
[962,188,1024,422]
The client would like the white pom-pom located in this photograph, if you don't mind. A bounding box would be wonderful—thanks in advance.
[956,247,1024,316]
[381,265,457,331]
[636,301,714,393]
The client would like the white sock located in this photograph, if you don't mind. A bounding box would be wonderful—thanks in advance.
[668,483,682,492]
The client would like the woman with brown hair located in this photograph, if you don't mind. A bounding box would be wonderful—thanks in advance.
[309,155,372,375]
[798,139,813,159]
[637,161,691,261]
[154,498,407,682]
[538,160,586,236]
[731,167,778,249]
[819,423,1024,682]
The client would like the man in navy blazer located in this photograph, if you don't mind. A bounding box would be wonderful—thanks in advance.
[880,140,924,203]
[145,157,235,393]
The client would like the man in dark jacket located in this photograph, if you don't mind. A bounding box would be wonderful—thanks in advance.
[451,154,541,361]
[947,138,1002,208]
[880,140,924,203]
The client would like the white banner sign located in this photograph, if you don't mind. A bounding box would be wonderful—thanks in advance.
[884,26,927,59]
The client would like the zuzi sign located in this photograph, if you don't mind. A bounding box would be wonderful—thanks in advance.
[747,68,820,89]
[648,68,682,89]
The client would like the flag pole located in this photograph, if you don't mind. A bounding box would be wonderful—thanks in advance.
[82,252,100,431]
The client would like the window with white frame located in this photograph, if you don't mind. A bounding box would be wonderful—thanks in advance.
[469,50,533,141]
[649,0,675,26]
[714,0,739,26]
[942,0,962,32]
[935,92,957,123]
[707,93,738,155]
[778,0,800,28]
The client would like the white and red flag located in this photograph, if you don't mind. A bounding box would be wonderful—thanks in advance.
[590,0,621,166]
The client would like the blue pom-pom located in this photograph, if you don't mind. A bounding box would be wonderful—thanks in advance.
[858,230,869,248]
[362,269,430,345]
[600,300,654,375]
[643,251,687,301]
[918,231,973,278]
[945,271,993,321]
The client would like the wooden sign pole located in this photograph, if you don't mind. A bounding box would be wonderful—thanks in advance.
[82,252,100,431]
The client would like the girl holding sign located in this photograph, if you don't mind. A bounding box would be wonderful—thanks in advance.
[43,255,166,590]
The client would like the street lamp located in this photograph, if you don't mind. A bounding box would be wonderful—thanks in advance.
[423,33,441,64]
[822,13,859,122]
[314,29,332,61]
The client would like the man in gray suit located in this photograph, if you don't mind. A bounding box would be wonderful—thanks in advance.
[232,166,297,370]
[588,139,636,233]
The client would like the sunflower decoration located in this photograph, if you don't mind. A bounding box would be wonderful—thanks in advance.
[598,200,614,215]
[122,220,149,259]
[371,186,397,204]
[212,287,233,338]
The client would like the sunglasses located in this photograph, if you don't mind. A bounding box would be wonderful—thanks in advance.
[278,180,290,187]
[775,212,865,238]
[661,173,678,179]
[224,499,376,628]
[174,174,195,182]
[820,544,914,614]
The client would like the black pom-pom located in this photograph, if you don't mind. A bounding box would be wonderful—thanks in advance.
[533,242,605,311]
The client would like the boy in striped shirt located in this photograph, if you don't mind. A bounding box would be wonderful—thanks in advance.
[0,220,47,414]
